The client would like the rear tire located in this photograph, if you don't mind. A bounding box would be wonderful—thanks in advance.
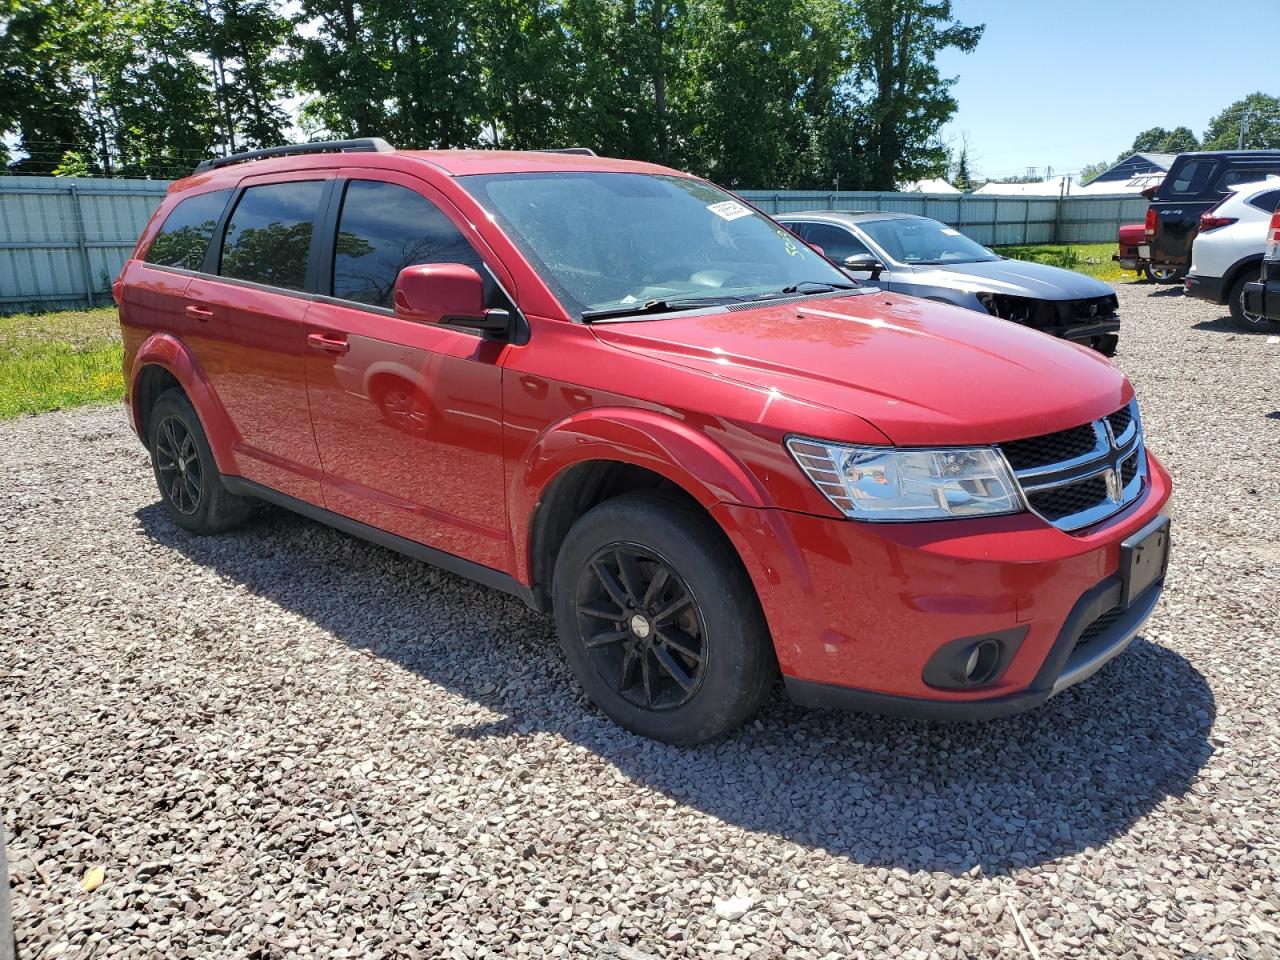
[1227,273,1274,331]
[148,389,253,534]
[552,492,777,744]
[1144,263,1185,284]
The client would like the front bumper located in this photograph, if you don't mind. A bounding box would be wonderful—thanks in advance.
[1184,273,1226,304]
[1058,316,1120,342]
[712,450,1172,720]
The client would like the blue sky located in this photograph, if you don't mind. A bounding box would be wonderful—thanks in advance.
[936,0,1276,180]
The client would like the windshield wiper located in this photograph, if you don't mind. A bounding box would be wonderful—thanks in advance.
[581,295,744,322]
[750,280,859,300]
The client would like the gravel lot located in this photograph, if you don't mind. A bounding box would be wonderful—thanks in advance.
[3,282,1279,960]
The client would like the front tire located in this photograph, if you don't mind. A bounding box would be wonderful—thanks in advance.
[149,389,253,534]
[552,493,777,744]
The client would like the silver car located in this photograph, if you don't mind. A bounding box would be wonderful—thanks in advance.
[777,210,1121,356]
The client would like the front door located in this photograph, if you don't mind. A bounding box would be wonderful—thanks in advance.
[303,173,512,571]
[184,175,332,503]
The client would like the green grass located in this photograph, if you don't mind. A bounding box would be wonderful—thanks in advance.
[995,242,1135,284]
[0,306,123,419]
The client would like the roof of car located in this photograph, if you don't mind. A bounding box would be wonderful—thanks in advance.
[776,209,923,223]
[179,147,684,190]
[403,149,683,177]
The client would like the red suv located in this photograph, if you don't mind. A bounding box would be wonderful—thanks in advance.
[117,140,1173,744]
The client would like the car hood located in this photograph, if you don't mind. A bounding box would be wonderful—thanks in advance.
[590,292,1131,446]
[906,258,1117,300]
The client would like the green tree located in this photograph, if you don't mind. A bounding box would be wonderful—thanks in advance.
[293,0,482,148]
[680,0,850,187]
[0,0,96,173]
[1078,159,1108,184]
[950,132,974,191]
[1203,92,1280,150]
[842,0,982,190]
[201,0,292,152]
[1126,125,1198,157]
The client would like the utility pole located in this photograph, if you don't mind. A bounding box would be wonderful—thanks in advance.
[1239,107,1252,150]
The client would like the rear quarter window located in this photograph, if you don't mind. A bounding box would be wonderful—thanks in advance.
[1248,189,1280,215]
[144,190,232,270]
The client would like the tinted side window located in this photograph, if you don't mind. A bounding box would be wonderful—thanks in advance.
[803,223,872,261]
[1218,167,1280,190]
[1248,189,1280,214]
[145,190,231,270]
[333,180,483,308]
[1167,159,1217,196]
[219,181,325,291]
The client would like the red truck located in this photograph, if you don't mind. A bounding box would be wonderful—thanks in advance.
[115,140,1172,743]
[1114,220,1182,283]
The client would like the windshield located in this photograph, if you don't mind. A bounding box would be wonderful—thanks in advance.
[859,217,999,266]
[459,172,853,317]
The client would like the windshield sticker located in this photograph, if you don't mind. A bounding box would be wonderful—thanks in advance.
[940,227,961,236]
[707,200,752,221]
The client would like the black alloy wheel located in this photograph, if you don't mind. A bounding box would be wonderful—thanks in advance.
[154,414,203,515]
[574,544,707,711]
[147,388,253,534]
[552,492,777,744]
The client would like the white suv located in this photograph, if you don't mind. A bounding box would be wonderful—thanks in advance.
[1186,177,1280,329]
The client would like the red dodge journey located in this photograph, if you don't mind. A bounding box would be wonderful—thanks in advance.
[116,140,1172,743]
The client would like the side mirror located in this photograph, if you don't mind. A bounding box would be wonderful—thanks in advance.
[843,253,885,279]
[393,263,510,337]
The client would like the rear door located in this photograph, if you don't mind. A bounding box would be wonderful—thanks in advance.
[301,170,513,571]
[183,173,333,503]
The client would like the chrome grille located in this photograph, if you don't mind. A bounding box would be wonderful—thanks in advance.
[999,400,1146,532]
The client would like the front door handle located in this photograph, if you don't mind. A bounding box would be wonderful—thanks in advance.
[184,304,214,322]
[307,332,350,355]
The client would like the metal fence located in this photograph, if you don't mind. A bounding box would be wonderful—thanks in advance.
[738,190,1151,246]
[0,176,1149,314]
[0,176,169,313]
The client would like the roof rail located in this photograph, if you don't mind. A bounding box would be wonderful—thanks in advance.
[536,147,597,156]
[194,138,396,174]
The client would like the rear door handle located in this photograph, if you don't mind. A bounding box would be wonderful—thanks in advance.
[307,332,350,355]
[184,304,214,322]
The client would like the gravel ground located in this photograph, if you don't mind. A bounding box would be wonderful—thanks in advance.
[3,282,1279,960]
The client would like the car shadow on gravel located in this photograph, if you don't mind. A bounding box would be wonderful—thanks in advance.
[1192,315,1277,335]
[138,503,1215,878]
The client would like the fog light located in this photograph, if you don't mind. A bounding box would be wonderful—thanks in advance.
[963,639,1002,684]
[921,626,1027,690]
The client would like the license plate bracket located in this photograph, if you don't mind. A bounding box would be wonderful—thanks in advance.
[1121,516,1170,608]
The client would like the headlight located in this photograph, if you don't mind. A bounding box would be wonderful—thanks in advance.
[786,438,1023,521]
